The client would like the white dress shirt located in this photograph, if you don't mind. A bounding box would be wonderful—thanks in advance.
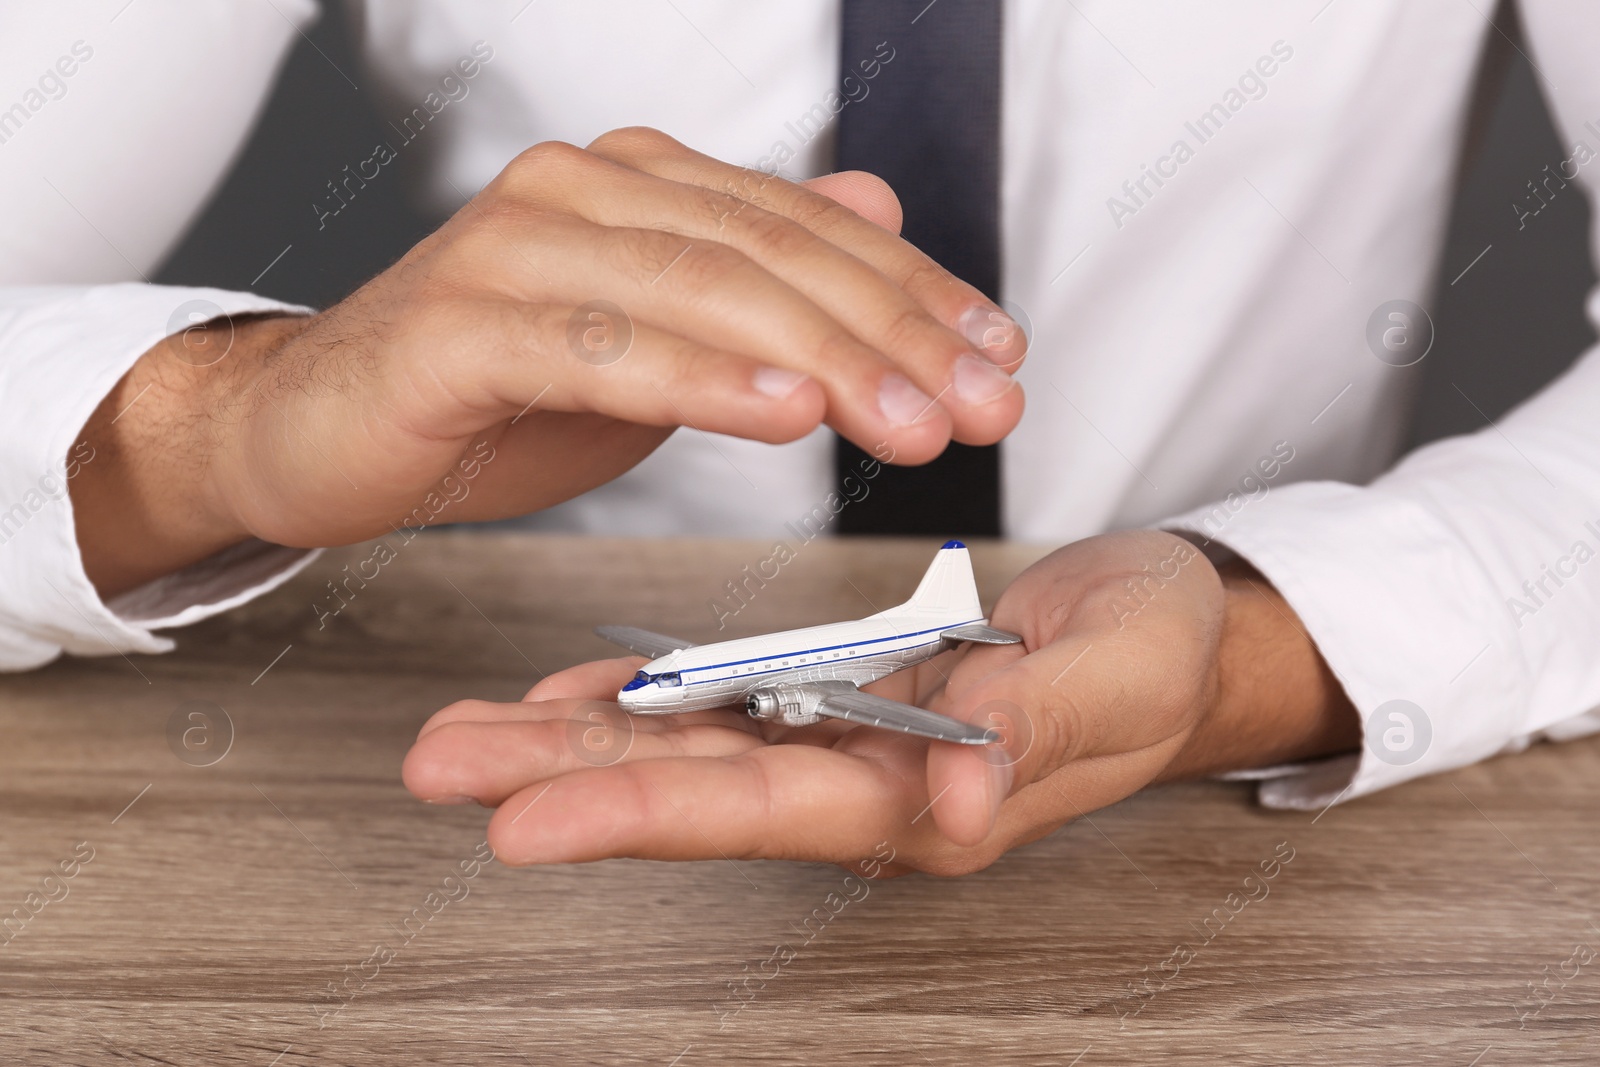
[4,0,1600,810]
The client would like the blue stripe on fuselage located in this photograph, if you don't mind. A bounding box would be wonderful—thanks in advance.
[676,618,982,687]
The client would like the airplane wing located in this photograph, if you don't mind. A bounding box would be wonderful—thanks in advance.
[594,625,696,659]
[941,623,1023,645]
[816,688,998,746]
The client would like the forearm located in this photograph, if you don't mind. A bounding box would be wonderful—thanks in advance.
[1161,560,1360,781]
[69,315,301,598]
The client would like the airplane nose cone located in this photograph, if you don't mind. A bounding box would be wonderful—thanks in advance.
[617,684,661,711]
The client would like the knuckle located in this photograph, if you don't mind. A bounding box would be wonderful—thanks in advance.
[721,166,777,206]
[1034,688,1089,772]
[728,207,818,262]
[664,240,752,293]
[877,303,939,358]
[654,338,714,399]
[786,189,854,234]
[502,139,590,190]
[898,255,960,299]
[586,125,678,160]
[701,186,750,230]
[605,227,674,277]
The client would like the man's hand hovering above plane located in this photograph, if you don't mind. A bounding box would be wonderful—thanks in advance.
[71,127,1026,599]
[402,530,1360,875]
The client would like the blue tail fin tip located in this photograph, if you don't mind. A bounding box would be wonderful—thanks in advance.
[941,540,966,550]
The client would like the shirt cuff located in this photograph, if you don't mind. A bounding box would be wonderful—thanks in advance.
[1163,480,1532,811]
[0,283,313,670]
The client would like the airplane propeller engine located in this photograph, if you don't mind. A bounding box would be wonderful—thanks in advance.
[745,682,850,727]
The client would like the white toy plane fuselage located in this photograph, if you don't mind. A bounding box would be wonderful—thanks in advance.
[602,542,1020,744]
[619,609,983,715]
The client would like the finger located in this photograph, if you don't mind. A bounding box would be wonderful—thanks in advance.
[421,690,747,736]
[549,161,1020,445]
[524,656,645,703]
[585,128,1028,370]
[428,413,670,523]
[801,171,903,234]
[418,661,639,744]
[410,300,826,444]
[421,682,840,749]
[440,202,956,463]
[403,709,765,806]
[935,631,1184,831]
[926,545,1222,846]
[923,636,1088,847]
[486,743,927,867]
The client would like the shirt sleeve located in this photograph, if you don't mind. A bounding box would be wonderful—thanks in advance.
[0,2,325,670]
[1165,346,1600,811]
[0,284,319,671]
[1158,0,1600,810]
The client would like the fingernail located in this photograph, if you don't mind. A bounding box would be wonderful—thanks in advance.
[425,795,477,806]
[960,305,1022,364]
[753,366,809,399]
[878,372,938,426]
[953,354,1015,406]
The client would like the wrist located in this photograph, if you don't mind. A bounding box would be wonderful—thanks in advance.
[1161,558,1360,781]
[71,313,308,597]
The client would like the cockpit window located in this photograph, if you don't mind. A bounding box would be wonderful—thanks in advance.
[622,670,681,692]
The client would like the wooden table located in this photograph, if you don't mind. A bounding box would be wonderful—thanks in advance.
[3,533,1596,1065]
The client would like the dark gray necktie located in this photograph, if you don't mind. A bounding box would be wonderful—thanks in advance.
[833,0,1003,537]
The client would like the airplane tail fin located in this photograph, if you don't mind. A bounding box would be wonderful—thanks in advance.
[893,541,983,620]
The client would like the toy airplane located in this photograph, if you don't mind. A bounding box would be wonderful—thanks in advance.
[596,541,1021,745]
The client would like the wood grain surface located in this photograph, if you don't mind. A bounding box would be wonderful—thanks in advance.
[1,533,1596,1065]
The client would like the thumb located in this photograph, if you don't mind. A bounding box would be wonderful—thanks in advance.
[923,669,1041,848]
[923,646,1093,848]
[800,170,904,234]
